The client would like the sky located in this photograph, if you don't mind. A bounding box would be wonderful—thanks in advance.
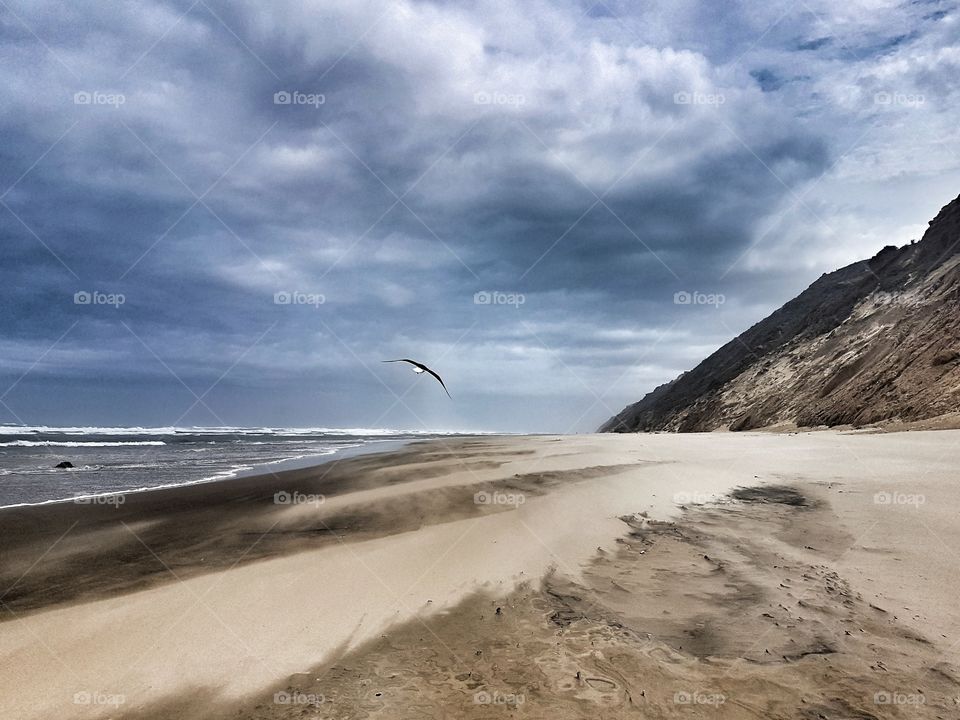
[1,0,959,433]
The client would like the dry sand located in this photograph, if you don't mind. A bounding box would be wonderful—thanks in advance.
[1,432,959,718]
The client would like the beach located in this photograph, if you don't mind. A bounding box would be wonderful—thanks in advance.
[2,431,959,718]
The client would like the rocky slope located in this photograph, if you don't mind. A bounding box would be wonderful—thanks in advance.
[601,193,960,432]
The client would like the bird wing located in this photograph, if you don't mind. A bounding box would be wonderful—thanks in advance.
[420,365,452,398]
[381,359,451,398]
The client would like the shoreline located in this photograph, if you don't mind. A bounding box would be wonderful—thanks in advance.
[0,437,416,511]
[0,437,464,615]
[3,432,959,719]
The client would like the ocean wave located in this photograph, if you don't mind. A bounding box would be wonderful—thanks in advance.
[0,425,486,437]
[0,440,167,447]
[0,425,180,436]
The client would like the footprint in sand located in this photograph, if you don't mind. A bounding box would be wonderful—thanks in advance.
[584,676,618,692]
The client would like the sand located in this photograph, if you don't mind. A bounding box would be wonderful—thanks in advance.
[1,432,959,718]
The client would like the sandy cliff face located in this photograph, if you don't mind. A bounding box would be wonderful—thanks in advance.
[601,193,960,432]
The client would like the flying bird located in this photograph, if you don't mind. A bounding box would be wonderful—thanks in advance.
[382,358,452,398]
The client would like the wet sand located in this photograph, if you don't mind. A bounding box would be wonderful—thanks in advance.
[1,432,959,718]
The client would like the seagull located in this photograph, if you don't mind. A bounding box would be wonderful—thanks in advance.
[382,358,452,398]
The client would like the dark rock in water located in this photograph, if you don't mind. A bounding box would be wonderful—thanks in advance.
[55,461,74,469]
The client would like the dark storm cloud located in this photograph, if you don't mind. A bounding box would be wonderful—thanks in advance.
[750,68,785,92]
[0,0,956,431]
[797,37,832,52]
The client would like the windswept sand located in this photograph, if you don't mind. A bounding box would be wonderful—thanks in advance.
[1,432,959,718]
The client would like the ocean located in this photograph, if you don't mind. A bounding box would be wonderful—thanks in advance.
[0,425,469,507]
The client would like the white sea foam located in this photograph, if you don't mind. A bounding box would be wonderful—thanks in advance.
[0,425,482,437]
[0,440,167,447]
